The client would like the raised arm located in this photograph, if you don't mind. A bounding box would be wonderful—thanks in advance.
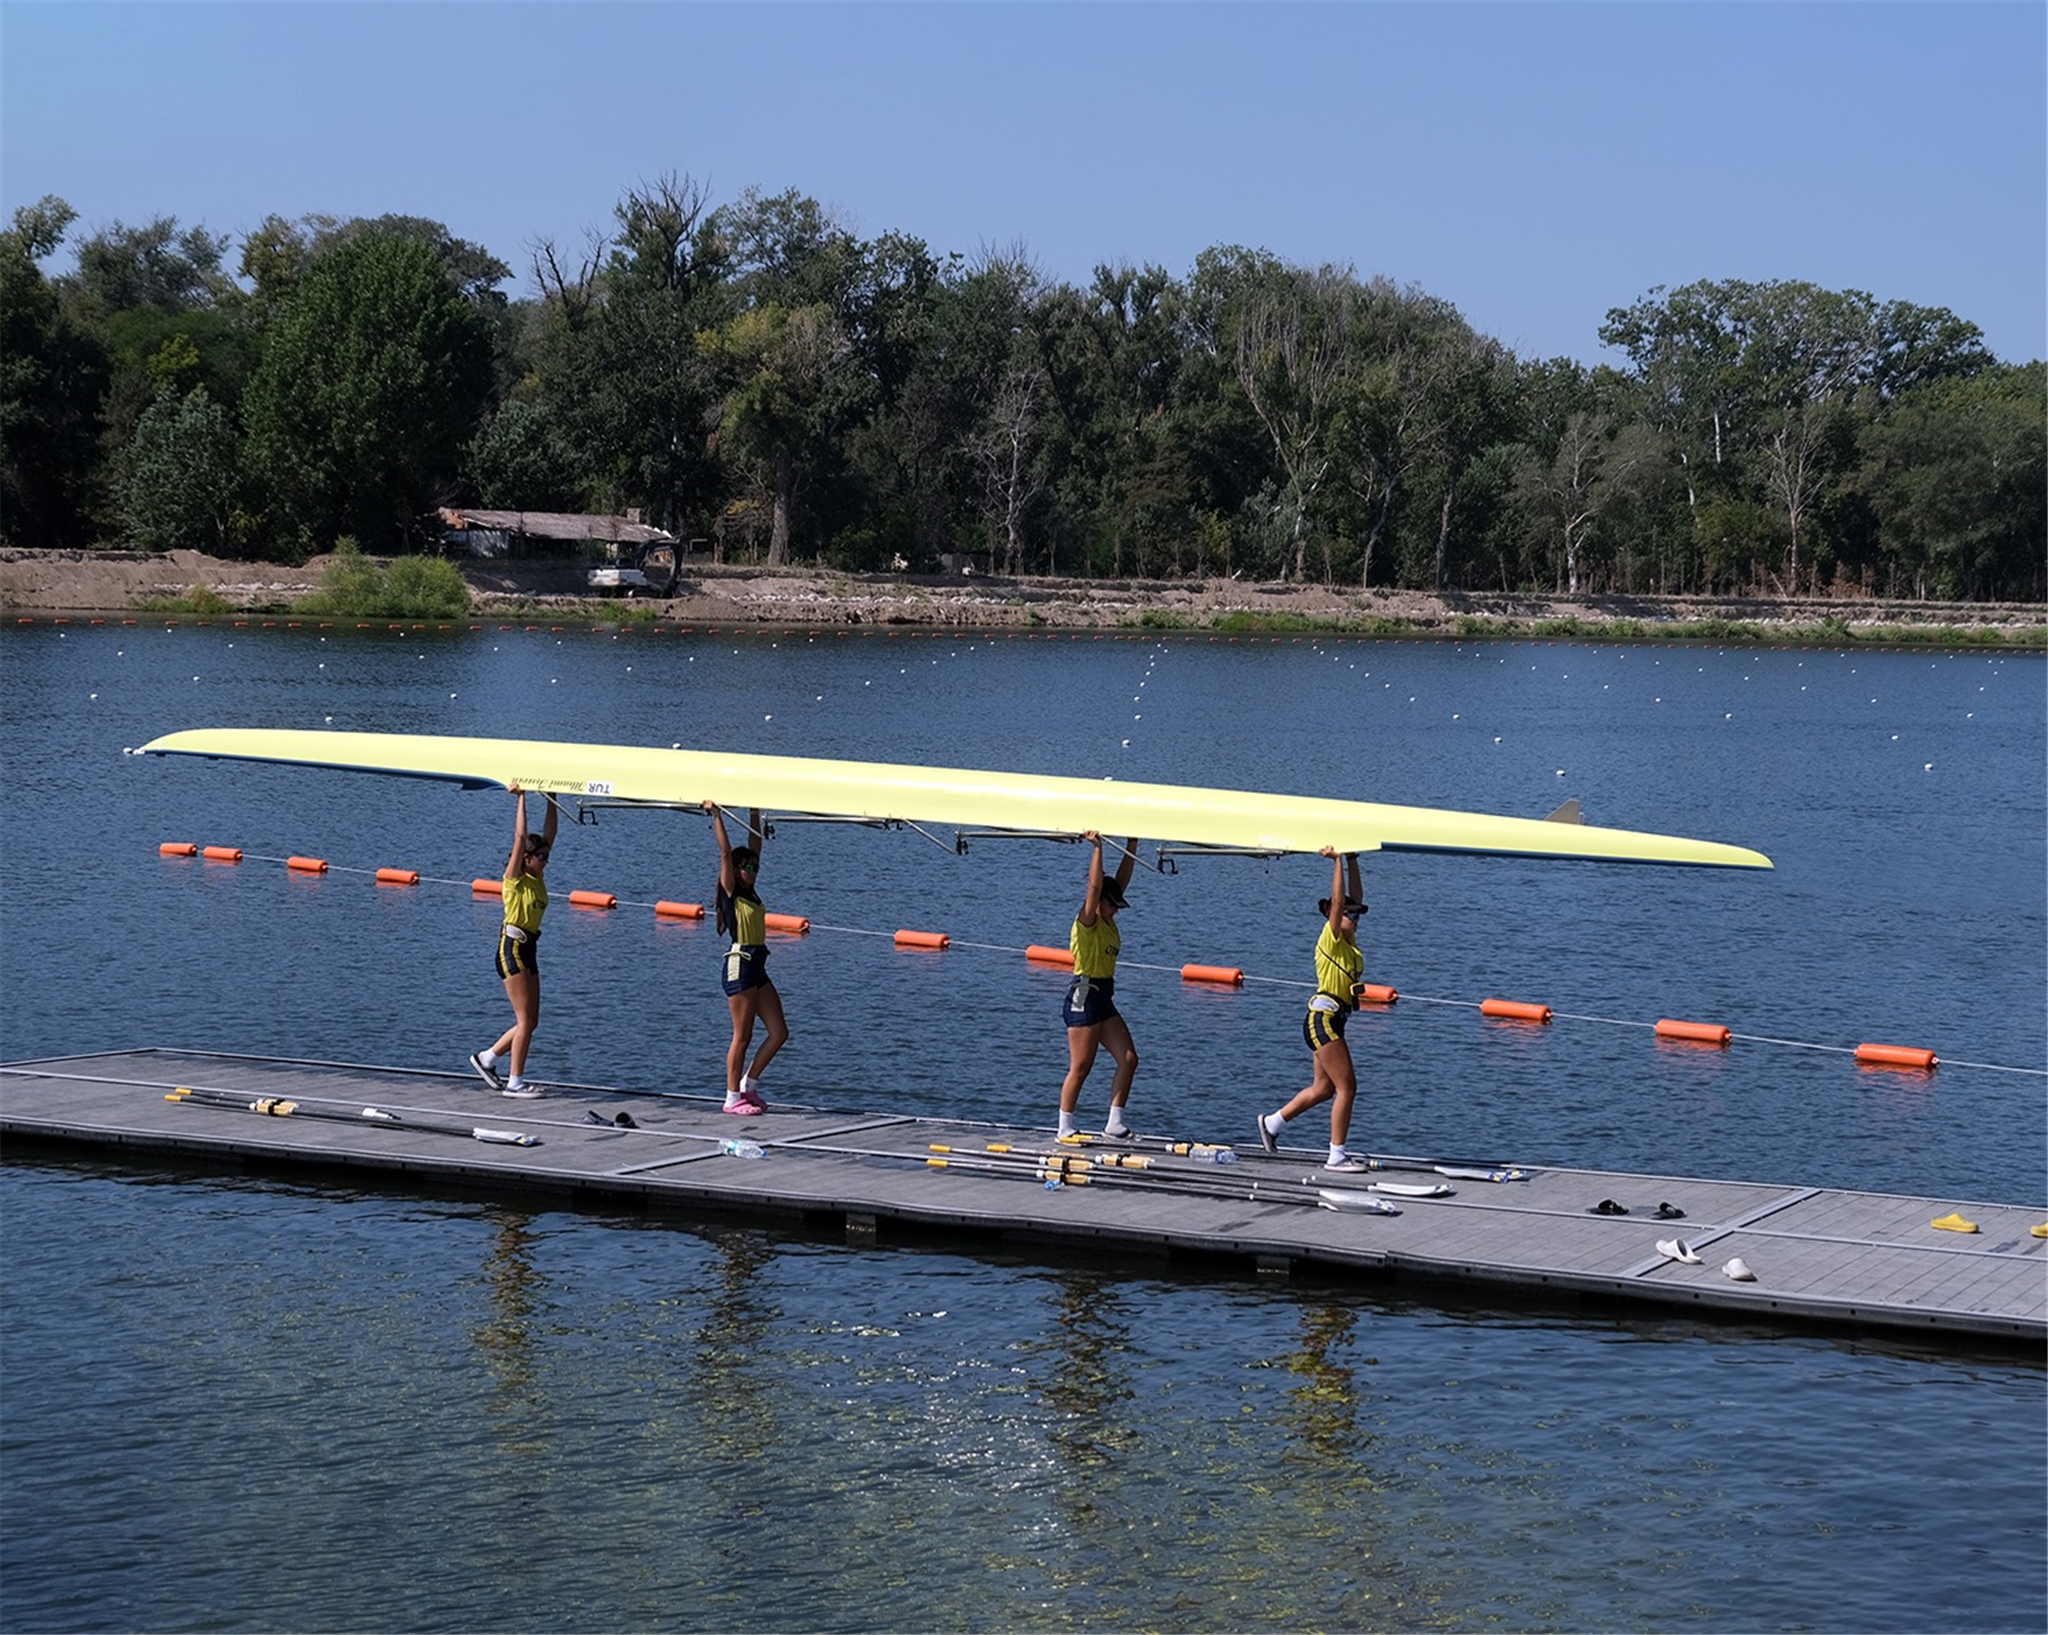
[1322,845,1346,933]
[506,785,531,878]
[705,800,735,895]
[1078,831,1106,925]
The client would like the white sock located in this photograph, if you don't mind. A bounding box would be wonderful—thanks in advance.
[1328,1145,1346,1164]
[507,1075,524,1091]
[1104,1109,1129,1134]
[1057,1113,1077,1138]
[1263,1112,1283,1134]
[740,1073,760,1095]
[480,1050,498,1068]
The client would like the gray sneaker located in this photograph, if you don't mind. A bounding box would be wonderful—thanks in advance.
[500,1082,542,1100]
[1323,1155,1367,1173]
[1255,1115,1279,1156]
[468,1052,502,1089]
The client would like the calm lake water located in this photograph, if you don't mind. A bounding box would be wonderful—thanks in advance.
[2,620,2042,1633]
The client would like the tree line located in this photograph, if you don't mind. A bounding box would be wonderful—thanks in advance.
[3,175,2040,601]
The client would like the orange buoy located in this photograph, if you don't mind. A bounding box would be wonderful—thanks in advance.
[569,889,616,910]
[472,878,505,896]
[655,900,705,919]
[159,842,198,857]
[202,845,242,863]
[1026,944,1076,968]
[894,929,950,950]
[1180,963,1244,986]
[1481,998,1552,1024]
[1855,1043,1939,1070]
[1655,1018,1731,1047]
[286,856,329,875]
[374,867,419,886]
[1356,983,1399,1005]
[765,912,811,934]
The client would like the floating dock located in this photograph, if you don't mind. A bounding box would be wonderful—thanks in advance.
[4,1049,2041,1347]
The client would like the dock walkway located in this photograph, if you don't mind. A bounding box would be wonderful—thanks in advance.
[4,1049,2041,1347]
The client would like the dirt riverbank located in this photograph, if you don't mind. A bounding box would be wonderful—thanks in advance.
[2,547,2040,640]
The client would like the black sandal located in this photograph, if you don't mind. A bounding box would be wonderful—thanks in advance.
[1590,1198,1629,1215]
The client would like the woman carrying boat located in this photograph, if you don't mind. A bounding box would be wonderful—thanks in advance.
[1057,832,1141,1142]
[1255,847,1368,1171]
[707,800,785,1116]
[468,783,558,1099]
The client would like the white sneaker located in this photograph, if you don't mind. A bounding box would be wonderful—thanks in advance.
[501,1083,542,1100]
[1323,1155,1367,1173]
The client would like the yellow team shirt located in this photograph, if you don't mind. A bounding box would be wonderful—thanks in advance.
[502,870,548,934]
[1314,921,1363,1003]
[725,889,766,946]
[1070,914,1122,979]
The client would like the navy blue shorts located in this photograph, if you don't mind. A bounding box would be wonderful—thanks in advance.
[496,926,539,980]
[1302,999,1350,1053]
[1063,974,1120,1029]
[722,944,769,996]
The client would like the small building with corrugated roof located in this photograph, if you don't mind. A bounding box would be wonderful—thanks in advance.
[435,507,678,560]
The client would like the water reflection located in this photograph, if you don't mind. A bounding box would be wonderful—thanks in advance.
[681,1226,780,1506]
[1030,1269,1138,1468]
[470,1210,546,1451]
[1276,1301,1372,1476]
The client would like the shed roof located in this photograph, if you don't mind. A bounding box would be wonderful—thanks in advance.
[437,508,676,545]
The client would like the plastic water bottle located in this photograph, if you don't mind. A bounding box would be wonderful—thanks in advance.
[1176,1142,1238,1165]
[719,1138,766,1159]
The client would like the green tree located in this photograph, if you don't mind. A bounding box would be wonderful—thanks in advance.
[1331,282,1510,590]
[699,188,865,563]
[700,301,850,563]
[1036,263,1197,576]
[462,399,581,510]
[72,216,234,314]
[1854,363,2045,599]
[113,384,241,552]
[243,231,494,555]
[1512,410,1661,593]
[0,196,109,547]
[1600,278,1992,591]
[533,173,729,532]
[239,212,509,313]
[834,232,959,568]
[1231,259,1354,581]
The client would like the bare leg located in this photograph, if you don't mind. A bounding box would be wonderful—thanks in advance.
[1097,1014,1139,1112]
[747,982,790,1081]
[725,991,760,1101]
[493,972,540,1077]
[1060,1024,1102,1114]
[1323,1043,1359,1148]
[1277,1058,1335,1125]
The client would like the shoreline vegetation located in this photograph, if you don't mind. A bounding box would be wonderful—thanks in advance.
[2,547,2042,648]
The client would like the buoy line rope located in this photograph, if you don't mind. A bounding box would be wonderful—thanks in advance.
[170,847,2047,1079]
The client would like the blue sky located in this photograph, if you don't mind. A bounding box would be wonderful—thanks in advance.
[3,1,2042,366]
